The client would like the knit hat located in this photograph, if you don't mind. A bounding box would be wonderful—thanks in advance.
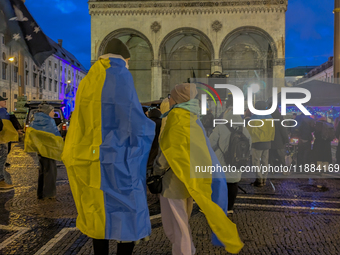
[38,104,54,116]
[170,83,198,104]
[103,38,131,59]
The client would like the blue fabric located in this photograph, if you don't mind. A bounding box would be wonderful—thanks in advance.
[30,112,61,137]
[196,119,228,246]
[100,58,155,241]
[0,108,10,120]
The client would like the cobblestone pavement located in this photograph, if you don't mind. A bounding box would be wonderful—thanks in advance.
[1,143,340,254]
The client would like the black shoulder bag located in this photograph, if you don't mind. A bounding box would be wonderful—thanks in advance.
[147,167,170,194]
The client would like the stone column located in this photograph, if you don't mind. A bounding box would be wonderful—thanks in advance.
[162,69,171,97]
[151,60,162,101]
[273,58,285,92]
[211,59,222,74]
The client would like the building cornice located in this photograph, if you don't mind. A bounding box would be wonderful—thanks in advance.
[89,0,288,16]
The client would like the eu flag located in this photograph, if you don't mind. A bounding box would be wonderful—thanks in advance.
[0,0,55,67]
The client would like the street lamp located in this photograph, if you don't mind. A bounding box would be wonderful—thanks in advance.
[8,56,15,112]
[250,83,260,103]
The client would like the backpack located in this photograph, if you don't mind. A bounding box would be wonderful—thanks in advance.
[225,125,250,168]
[316,121,335,140]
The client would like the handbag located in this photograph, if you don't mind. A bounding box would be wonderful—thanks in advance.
[147,167,170,194]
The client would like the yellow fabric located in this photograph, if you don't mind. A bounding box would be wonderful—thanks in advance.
[159,98,170,139]
[24,127,64,161]
[0,119,18,144]
[247,119,275,143]
[61,58,110,239]
[160,108,244,254]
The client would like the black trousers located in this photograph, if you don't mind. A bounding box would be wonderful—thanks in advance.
[297,141,311,166]
[227,182,238,211]
[37,155,57,198]
[92,239,135,255]
[269,148,286,166]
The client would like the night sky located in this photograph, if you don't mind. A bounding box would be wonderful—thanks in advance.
[25,0,335,71]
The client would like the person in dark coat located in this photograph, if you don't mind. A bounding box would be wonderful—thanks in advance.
[30,103,61,199]
[336,120,340,164]
[147,108,162,169]
[269,109,289,166]
[201,109,214,136]
[294,115,315,166]
[312,117,334,165]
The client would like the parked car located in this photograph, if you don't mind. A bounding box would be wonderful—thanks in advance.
[24,100,68,137]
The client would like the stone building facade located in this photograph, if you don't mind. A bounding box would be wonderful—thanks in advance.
[294,57,335,86]
[89,0,287,102]
[0,35,87,114]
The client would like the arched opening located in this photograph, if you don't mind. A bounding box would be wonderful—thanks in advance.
[220,27,277,100]
[160,28,214,95]
[98,29,153,102]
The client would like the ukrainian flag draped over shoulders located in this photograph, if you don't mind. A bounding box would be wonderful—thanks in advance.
[0,108,18,144]
[160,105,244,254]
[24,112,63,161]
[62,57,155,241]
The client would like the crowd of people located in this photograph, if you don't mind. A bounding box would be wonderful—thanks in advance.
[0,38,340,255]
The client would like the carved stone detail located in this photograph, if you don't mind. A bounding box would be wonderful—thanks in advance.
[162,69,171,75]
[89,0,288,16]
[151,21,161,33]
[273,58,285,66]
[211,20,222,32]
[211,59,222,66]
[151,60,161,67]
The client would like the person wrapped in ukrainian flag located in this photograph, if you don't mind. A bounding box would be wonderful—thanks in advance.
[62,38,155,255]
[25,103,63,199]
[0,96,19,190]
[153,83,244,254]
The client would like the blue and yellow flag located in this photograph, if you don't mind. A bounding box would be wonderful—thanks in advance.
[62,57,155,241]
[160,108,244,254]
[24,127,63,161]
[0,109,18,144]
[0,119,18,144]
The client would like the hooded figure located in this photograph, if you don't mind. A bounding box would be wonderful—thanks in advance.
[154,83,243,254]
[209,107,252,212]
[27,103,61,199]
[62,38,155,255]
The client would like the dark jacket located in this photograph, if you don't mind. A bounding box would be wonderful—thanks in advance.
[0,108,10,120]
[271,109,289,149]
[147,109,162,168]
[293,115,314,141]
[313,120,333,163]
[336,121,340,140]
[30,112,61,137]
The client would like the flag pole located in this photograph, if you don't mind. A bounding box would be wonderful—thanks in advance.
[14,0,28,127]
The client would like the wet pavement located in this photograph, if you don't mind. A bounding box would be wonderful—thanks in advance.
[1,143,340,254]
